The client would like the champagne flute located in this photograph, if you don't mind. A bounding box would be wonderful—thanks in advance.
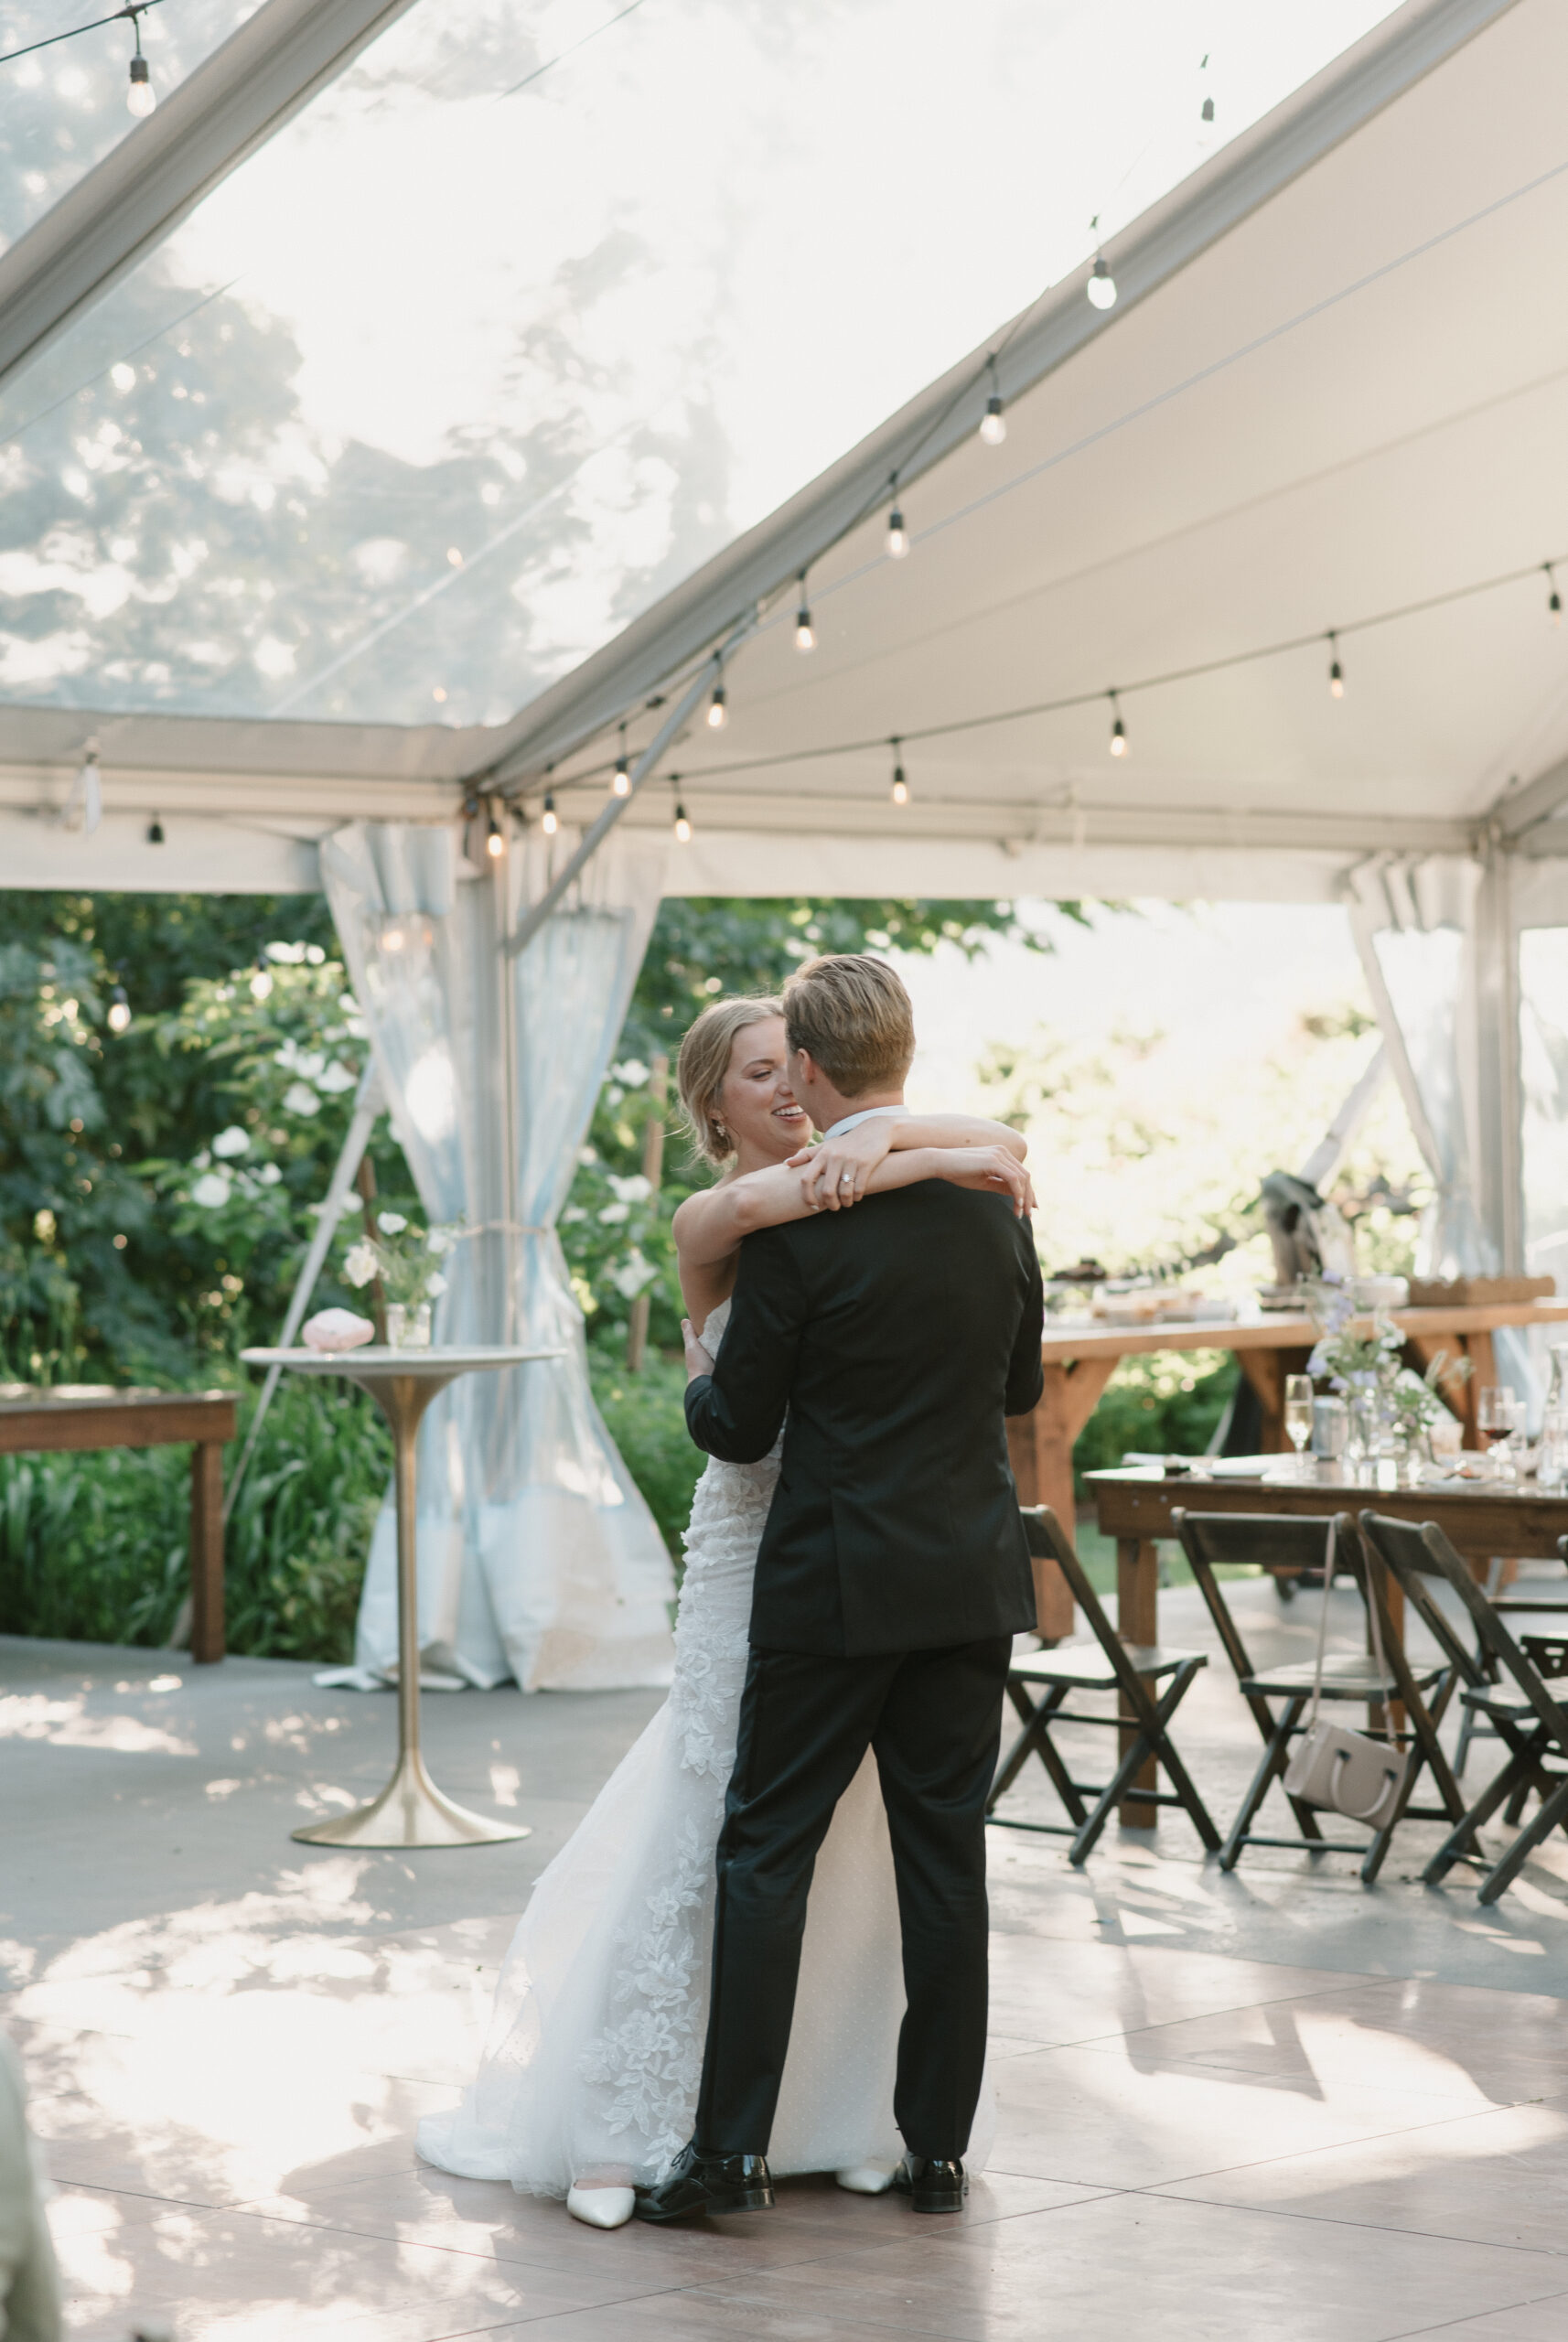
[1283,1373,1315,1480]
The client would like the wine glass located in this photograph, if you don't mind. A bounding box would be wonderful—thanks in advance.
[1283,1373,1315,1480]
[1477,1386,1520,1479]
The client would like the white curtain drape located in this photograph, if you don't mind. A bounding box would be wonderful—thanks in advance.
[321,819,676,1692]
[1348,858,1490,1279]
[1348,855,1536,1410]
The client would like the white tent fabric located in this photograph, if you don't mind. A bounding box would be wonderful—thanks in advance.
[321,820,675,1692]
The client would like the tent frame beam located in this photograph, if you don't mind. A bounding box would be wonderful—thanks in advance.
[0,0,420,391]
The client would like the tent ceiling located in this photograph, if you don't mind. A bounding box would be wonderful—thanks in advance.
[5,0,1568,905]
[527,0,1568,898]
[0,0,1399,736]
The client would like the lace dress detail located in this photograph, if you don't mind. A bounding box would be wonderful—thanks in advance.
[416,1300,993,2194]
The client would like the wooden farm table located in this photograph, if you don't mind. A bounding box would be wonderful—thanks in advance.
[0,1386,237,1662]
[1007,1299,1568,1639]
[1089,1462,1568,1825]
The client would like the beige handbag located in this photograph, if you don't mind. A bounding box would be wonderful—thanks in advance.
[1283,1522,1408,1831]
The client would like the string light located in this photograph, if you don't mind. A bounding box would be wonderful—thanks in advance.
[145,817,164,844]
[127,47,154,114]
[107,985,131,1034]
[673,781,692,843]
[1327,632,1345,697]
[541,794,558,836]
[613,725,631,794]
[1108,692,1128,756]
[980,357,1006,446]
[795,572,815,653]
[487,811,505,857]
[706,678,728,730]
[890,739,909,805]
[1088,255,1117,310]
[886,476,908,559]
[1548,565,1562,625]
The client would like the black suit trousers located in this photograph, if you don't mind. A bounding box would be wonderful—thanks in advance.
[694,1634,1012,2161]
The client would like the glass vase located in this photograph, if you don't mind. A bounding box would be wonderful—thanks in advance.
[386,1301,432,1349]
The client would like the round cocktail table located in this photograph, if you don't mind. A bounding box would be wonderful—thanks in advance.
[242,1344,560,1848]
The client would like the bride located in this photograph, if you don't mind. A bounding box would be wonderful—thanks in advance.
[416,994,1030,2227]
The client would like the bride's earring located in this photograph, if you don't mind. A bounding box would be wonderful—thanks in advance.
[711,1120,729,1152]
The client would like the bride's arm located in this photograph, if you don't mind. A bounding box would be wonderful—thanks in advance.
[793,1110,1026,1211]
[674,1143,1032,1273]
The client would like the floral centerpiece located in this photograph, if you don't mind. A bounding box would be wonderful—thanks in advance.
[342,1214,458,1348]
[1305,1273,1467,1475]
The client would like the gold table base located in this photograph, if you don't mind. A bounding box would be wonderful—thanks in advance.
[242,1344,559,1851]
[291,1745,529,1848]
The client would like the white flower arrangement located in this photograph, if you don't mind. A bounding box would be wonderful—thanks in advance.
[341,1217,460,1309]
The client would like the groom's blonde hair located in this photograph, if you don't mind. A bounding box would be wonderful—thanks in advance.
[784,955,915,1096]
[676,995,786,1166]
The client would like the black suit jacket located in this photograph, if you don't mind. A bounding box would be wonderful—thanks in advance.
[684,1180,1045,1656]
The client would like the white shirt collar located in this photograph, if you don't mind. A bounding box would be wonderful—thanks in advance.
[823,1104,909,1139]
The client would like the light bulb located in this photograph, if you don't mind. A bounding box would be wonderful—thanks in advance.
[486,814,505,858]
[1200,95,1215,123]
[107,986,131,1034]
[980,395,1006,446]
[795,612,816,652]
[612,757,631,796]
[887,505,908,559]
[674,802,692,843]
[1548,568,1562,625]
[706,683,727,730]
[146,818,164,843]
[1327,635,1345,697]
[891,766,909,806]
[541,794,558,837]
[1088,257,1117,310]
[1109,698,1128,757]
[127,55,155,115]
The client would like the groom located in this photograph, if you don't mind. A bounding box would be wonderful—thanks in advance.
[637,954,1044,2223]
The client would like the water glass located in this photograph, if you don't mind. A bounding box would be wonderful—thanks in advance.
[1477,1386,1521,1480]
[1540,1408,1568,1491]
[1312,1395,1348,1468]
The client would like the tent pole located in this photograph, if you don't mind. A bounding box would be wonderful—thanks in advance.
[223,1057,386,1523]
[501,617,753,962]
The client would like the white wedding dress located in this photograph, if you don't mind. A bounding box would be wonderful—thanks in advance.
[416,1299,994,2195]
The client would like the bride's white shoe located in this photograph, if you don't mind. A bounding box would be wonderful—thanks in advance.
[566,2184,637,2229]
[835,2161,898,2194]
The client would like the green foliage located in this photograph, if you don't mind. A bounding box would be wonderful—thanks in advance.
[589,1350,704,1571]
[0,885,1074,1655]
[0,1376,390,1660]
[1071,1352,1240,1490]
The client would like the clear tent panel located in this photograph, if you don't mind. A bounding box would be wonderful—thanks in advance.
[0,2,263,244]
[0,0,1396,730]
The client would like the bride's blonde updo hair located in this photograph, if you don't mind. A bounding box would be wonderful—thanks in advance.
[676,995,786,1167]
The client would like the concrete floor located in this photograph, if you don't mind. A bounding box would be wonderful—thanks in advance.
[5,1573,1568,2342]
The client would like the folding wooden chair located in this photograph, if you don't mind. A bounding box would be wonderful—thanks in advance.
[1171,1509,1464,1885]
[1453,1542,1568,1777]
[985,1507,1220,1864]
[1360,1512,1568,1906]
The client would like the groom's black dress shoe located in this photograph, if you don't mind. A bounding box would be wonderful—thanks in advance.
[893,2154,969,2214]
[633,2143,774,2223]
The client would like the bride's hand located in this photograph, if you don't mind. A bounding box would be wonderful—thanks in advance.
[940,1144,1036,1219]
[786,1118,899,1212]
[681,1319,715,1382]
